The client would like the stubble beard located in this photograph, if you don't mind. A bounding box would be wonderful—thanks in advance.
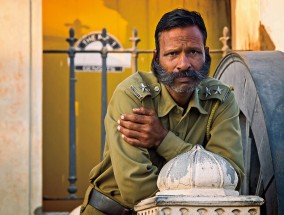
[151,53,211,94]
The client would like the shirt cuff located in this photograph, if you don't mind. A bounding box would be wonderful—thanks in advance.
[156,131,188,161]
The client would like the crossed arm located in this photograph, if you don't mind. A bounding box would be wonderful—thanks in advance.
[117,107,168,149]
[104,90,173,206]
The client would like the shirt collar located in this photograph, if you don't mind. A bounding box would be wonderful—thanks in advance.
[157,84,176,117]
[187,88,208,115]
[157,84,208,117]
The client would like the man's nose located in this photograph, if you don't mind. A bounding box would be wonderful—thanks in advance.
[176,54,191,71]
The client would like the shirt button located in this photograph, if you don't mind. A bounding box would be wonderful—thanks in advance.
[154,86,160,92]
[175,109,181,114]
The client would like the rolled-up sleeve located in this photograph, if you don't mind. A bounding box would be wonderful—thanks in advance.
[156,131,194,161]
[105,87,160,206]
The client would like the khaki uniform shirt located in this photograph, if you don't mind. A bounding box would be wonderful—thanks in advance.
[81,71,245,212]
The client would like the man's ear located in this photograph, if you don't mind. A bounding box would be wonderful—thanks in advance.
[153,50,158,61]
[205,46,209,54]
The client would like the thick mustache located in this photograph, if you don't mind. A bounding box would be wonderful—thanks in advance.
[160,69,206,85]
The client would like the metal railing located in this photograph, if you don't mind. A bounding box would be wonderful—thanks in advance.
[43,26,231,199]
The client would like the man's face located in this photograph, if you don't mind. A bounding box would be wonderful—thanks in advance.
[153,25,210,94]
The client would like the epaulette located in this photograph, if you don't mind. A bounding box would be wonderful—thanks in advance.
[198,79,232,103]
[124,71,161,101]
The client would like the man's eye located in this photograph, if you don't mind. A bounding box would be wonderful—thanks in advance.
[189,50,198,55]
[168,52,177,56]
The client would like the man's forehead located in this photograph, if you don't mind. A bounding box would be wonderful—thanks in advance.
[161,25,202,37]
[159,26,204,46]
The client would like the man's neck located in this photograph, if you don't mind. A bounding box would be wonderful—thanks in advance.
[165,86,193,109]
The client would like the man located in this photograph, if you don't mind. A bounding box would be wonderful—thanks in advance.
[80,8,244,215]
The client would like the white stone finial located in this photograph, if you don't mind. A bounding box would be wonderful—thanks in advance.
[157,145,239,196]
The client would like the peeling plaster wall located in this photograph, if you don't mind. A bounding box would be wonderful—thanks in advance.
[232,0,284,52]
[0,1,42,214]
[260,0,284,51]
[231,0,261,50]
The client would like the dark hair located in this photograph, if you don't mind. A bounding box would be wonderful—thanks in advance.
[155,9,207,54]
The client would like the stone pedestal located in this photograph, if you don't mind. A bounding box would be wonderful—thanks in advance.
[135,195,263,215]
[135,145,264,215]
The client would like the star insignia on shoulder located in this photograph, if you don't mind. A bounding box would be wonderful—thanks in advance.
[140,83,150,92]
[214,86,223,95]
[205,87,211,97]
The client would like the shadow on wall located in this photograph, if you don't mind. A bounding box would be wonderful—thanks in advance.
[259,22,275,50]
[65,19,90,39]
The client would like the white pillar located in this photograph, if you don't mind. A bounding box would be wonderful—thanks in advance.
[0,0,42,214]
[135,145,264,215]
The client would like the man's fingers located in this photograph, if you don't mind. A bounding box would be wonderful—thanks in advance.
[132,107,156,116]
[118,119,142,131]
[117,107,166,149]
[120,108,157,124]
[120,113,147,124]
[117,123,141,138]
[118,125,146,146]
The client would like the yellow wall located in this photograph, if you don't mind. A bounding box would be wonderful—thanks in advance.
[43,0,230,211]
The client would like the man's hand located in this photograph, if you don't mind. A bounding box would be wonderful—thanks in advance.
[117,107,168,148]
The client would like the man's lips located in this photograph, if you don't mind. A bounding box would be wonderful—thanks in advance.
[175,76,192,82]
